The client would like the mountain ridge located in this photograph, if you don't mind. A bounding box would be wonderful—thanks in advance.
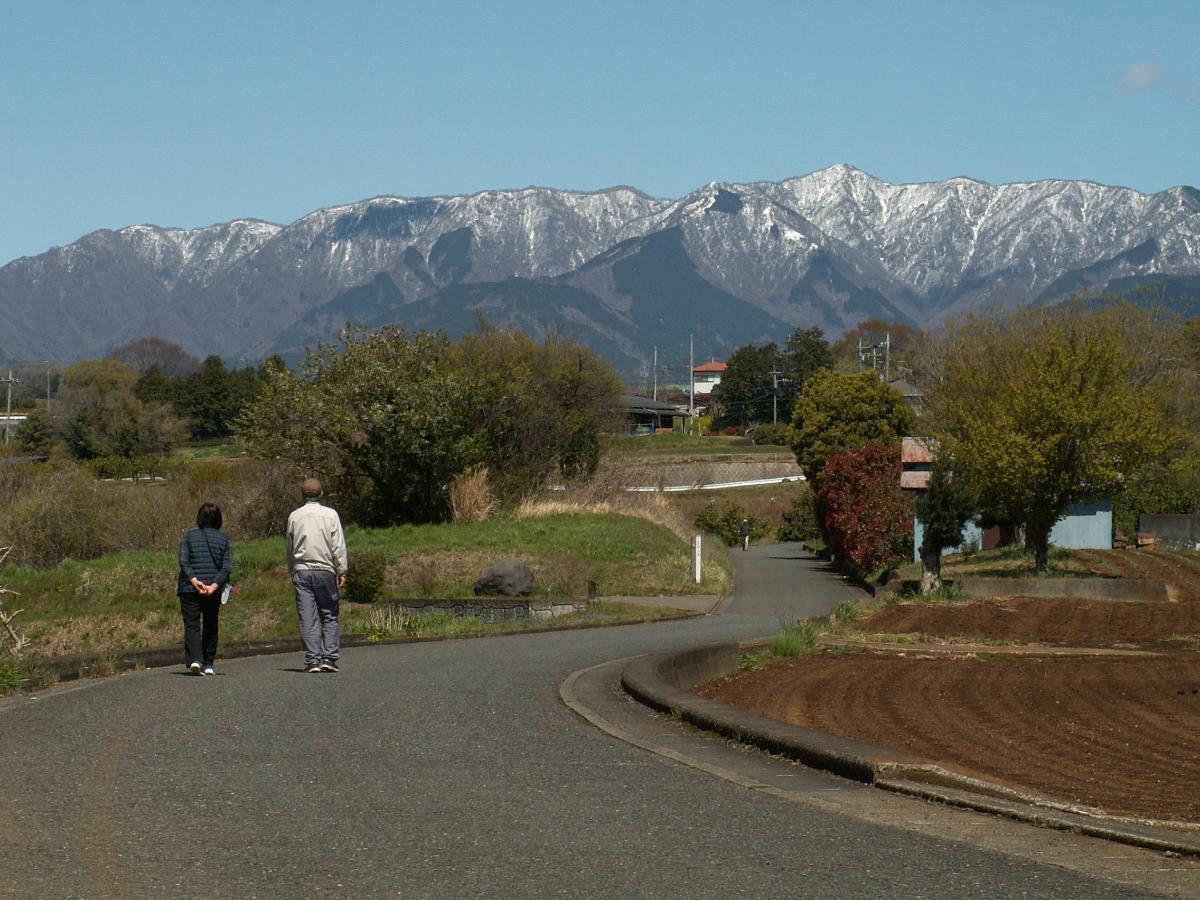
[3,166,1198,371]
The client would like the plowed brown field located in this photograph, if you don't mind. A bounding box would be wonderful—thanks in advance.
[862,595,1200,649]
[702,561,1200,825]
[1076,549,1200,602]
[700,652,1200,822]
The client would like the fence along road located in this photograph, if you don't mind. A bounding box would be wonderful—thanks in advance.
[0,543,1193,898]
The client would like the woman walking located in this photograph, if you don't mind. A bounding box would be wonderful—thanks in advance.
[177,502,232,676]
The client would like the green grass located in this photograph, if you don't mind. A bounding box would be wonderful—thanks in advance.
[832,600,861,625]
[902,583,969,604]
[0,511,727,661]
[739,649,769,671]
[0,656,29,692]
[770,619,821,657]
[172,439,245,460]
[342,599,687,644]
[894,545,1095,581]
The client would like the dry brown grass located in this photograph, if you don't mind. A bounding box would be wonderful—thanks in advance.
[665,481,812,532]
[385,550,497,597]
[32,612,178,656]
[516,466,733,595]
[450,467,495,523]
[533,553,590,598]
[237,602,290,637]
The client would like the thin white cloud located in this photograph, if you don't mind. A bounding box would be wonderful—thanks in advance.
[1115,62,1164,96]
[1169,79,1200,99]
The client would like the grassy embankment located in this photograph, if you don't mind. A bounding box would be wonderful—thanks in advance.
[3,511,731,666]
[892,545,1094,581]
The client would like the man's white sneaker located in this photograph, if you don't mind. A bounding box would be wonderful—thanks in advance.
[307,665,322,673]
[203,665,215,676]
[188,662,203,675]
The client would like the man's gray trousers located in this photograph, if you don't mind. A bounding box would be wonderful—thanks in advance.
[293,569,340,668]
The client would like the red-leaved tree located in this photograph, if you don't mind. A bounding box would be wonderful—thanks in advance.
[818,442,913,572]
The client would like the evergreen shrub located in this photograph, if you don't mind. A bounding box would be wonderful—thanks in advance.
[694,501,770,546]
[345,548,388,604]
[776,487,820,543]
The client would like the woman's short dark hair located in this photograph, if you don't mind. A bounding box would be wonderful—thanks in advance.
[196,502,223,531]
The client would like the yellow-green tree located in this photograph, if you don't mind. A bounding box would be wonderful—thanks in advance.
[238,324,623,525]
[925,304,1178,571]
[790,369,912,483]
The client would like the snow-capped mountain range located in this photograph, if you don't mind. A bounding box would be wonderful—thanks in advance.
[3,164,1198,371]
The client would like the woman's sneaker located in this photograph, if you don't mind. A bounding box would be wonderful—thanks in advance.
[319,660,339,673]
[307,665,322,673]
[188,662,203,675]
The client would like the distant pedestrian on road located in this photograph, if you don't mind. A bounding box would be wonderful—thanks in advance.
[286,478,348,673]
[739,518,752,552]
[177,502,232,676]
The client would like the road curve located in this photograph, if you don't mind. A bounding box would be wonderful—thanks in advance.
[0,544,1184,898]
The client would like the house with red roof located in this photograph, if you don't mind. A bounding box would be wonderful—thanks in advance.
[692,360,726,397]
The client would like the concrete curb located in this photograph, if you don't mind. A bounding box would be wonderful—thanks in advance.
[620,642,1200,857]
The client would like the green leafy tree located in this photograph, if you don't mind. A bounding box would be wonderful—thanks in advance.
[15,407,53,456]
[925,305,1178,572]
[55,359,186,460]
[1110,463,1200,542]
[915,456,976,592]
[108,337,199,377]
[454,326,621,497]
[714,343,778,427]
[790,369,913,483]
[133,364,177,407]
[714,327,832,429]
[781,326,833,397]
[239,325,621,524]
[238,327,481,525]
[176,356,259,439]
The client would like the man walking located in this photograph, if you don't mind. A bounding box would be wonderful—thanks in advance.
[739,518,752,552]
[286,478,348,673]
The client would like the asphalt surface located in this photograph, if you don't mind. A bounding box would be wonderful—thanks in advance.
[0,543,1190,898]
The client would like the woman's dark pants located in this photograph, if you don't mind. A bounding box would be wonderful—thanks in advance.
[179,593,221,665]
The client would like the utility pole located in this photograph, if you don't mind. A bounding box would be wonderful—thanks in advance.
[688,335,695,426]
[770,370,783,424]
[652,346,658,401]
[2,371,19,444]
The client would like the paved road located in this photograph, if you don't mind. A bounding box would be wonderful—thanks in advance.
[0,544,1189,897]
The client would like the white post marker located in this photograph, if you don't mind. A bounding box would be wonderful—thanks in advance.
[693,534,702,584]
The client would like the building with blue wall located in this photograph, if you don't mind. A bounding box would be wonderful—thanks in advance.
[913,499,1113,562]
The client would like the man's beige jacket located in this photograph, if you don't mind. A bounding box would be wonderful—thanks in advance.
[286,500,348,576]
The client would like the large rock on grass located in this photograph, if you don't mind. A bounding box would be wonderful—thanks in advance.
[474,560,538,597]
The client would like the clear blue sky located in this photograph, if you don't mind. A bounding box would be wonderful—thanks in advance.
[2,0,1197,266]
